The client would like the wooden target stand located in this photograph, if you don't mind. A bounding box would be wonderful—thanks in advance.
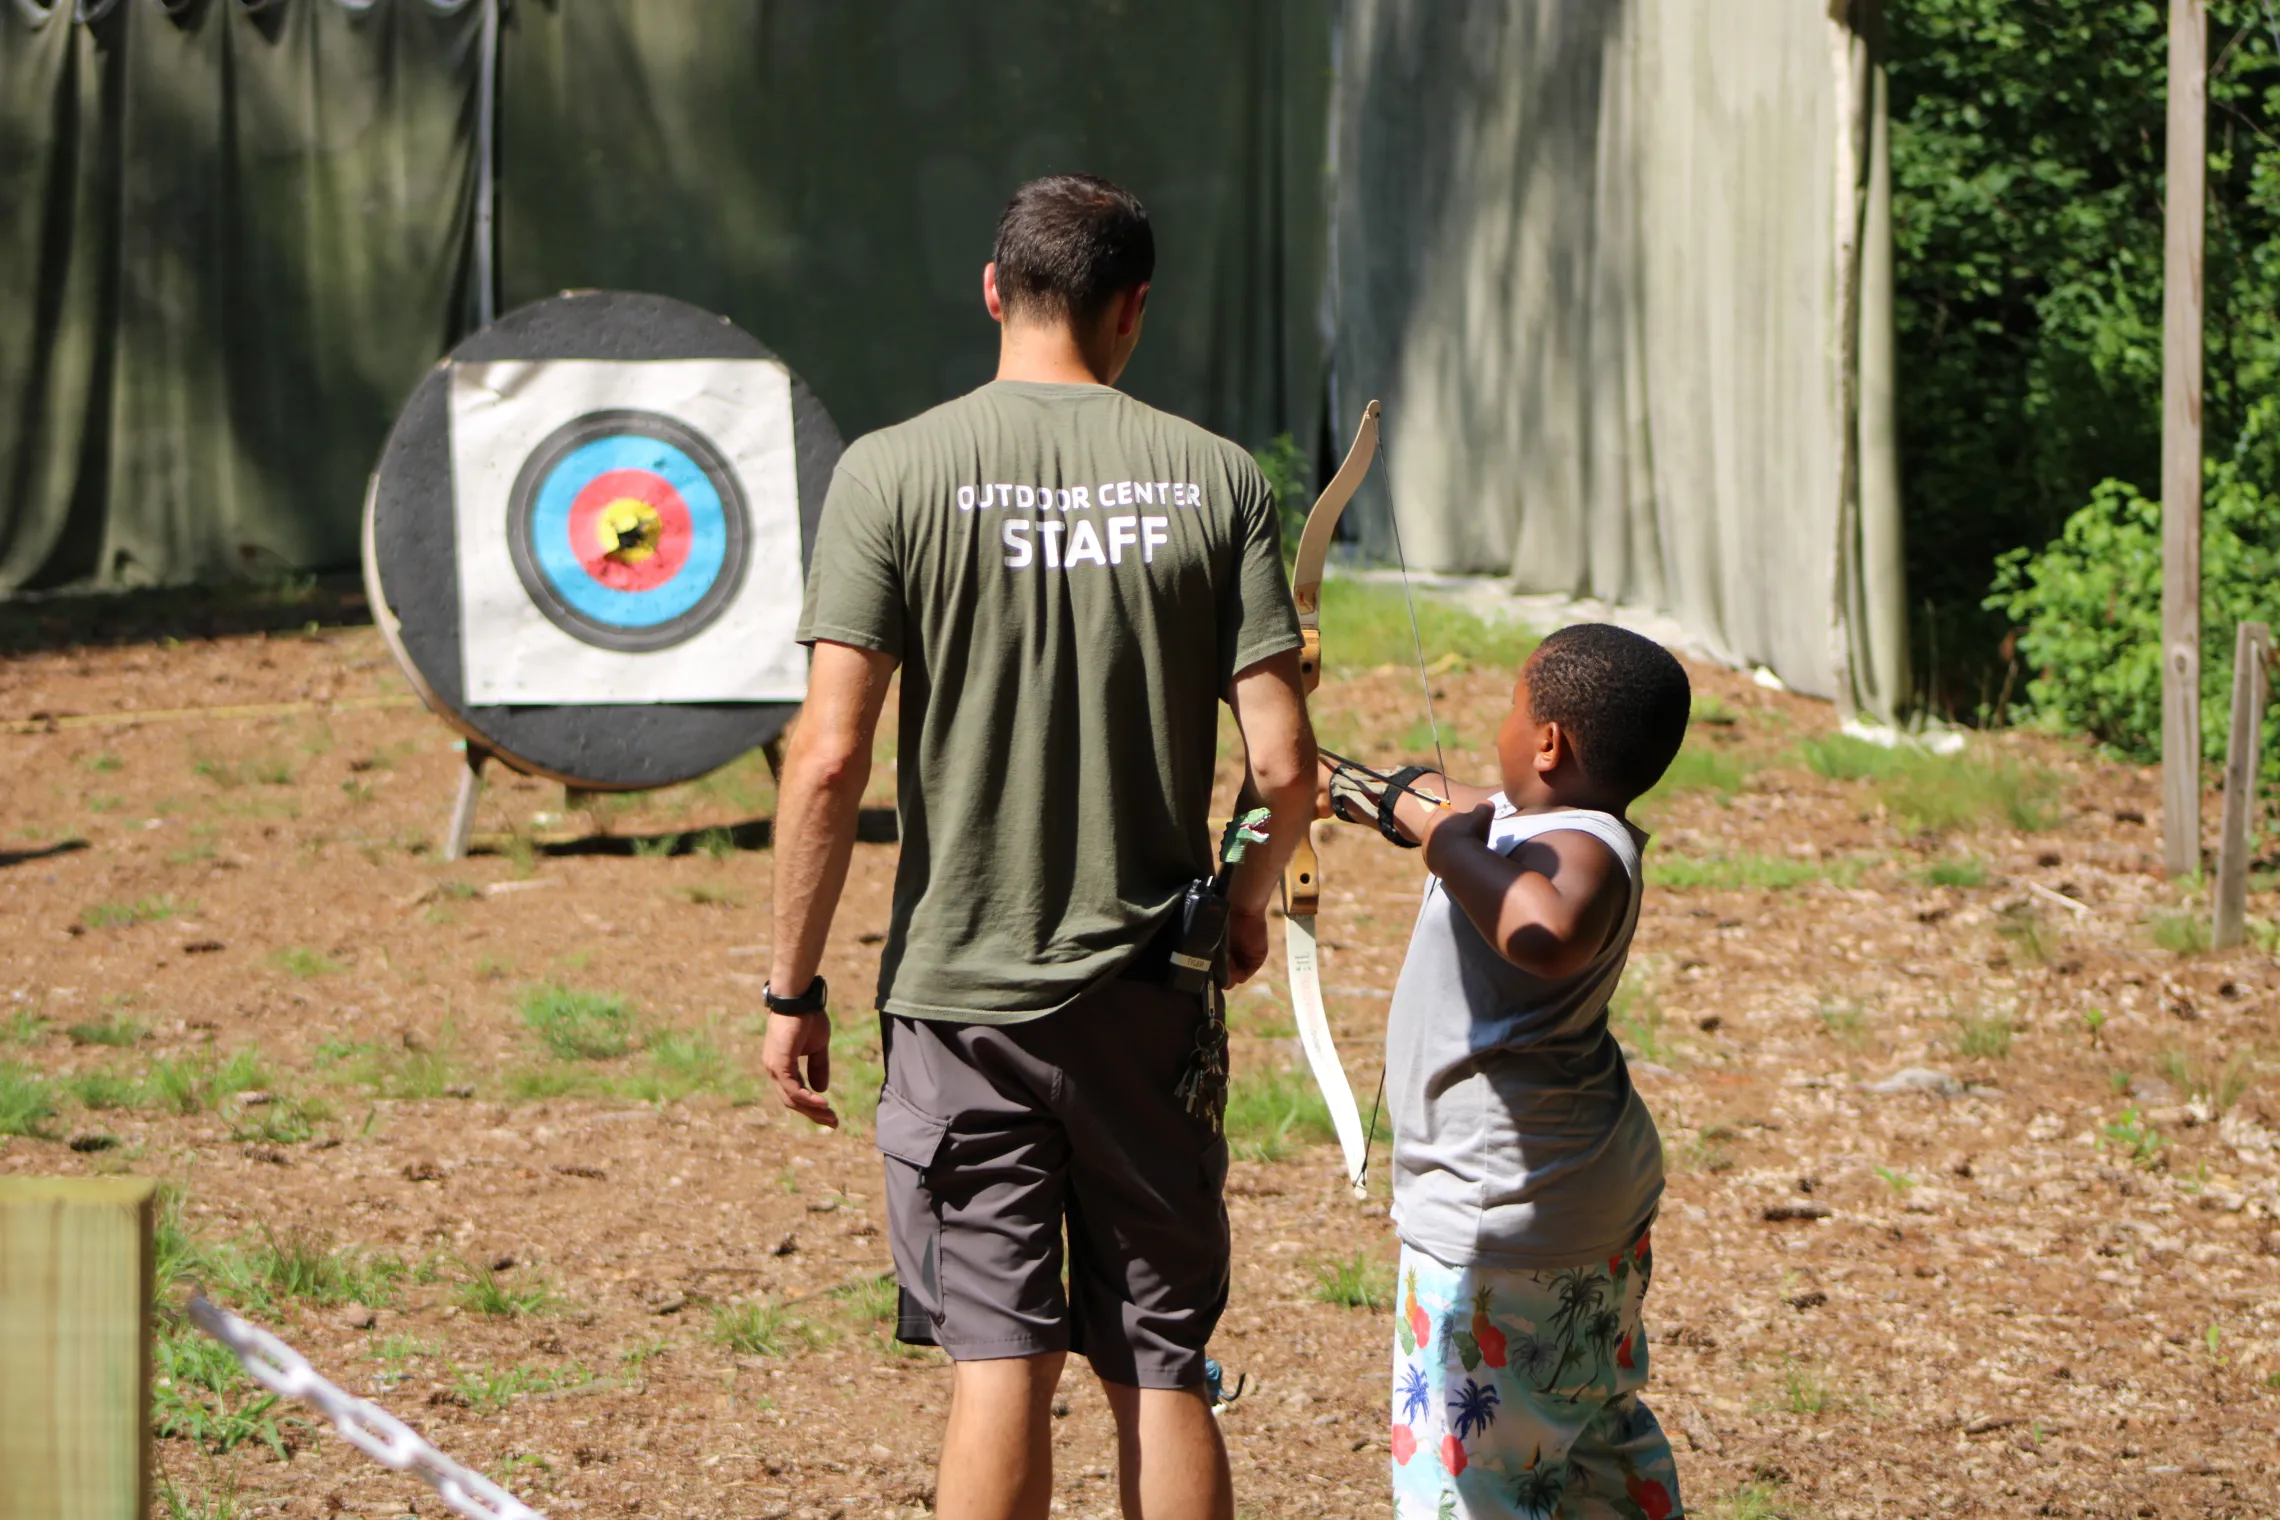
[362,292,843,857]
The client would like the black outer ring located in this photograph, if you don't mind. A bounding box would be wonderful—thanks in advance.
[505,407,752,654]
[365,291,844,790]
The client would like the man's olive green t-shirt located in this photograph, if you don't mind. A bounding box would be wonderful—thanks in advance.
[796,380,1301,1023]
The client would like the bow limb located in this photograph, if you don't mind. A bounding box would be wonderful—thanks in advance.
[1282,400,1380,1197]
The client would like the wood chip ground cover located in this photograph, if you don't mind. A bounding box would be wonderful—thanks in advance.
[2,623,2276,1519]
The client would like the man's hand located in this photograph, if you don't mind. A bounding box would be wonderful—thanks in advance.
[1225,905,1270,986]
[763,1011,838,1128]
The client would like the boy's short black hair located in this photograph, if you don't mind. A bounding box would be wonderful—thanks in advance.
[1526,623,1692,800]
[991,175,1155,327]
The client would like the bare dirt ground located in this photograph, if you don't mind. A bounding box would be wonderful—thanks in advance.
[3,600,2277,1520]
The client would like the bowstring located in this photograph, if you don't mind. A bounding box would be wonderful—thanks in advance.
[1372,424,1451,788]
[1349,414,1446,1197]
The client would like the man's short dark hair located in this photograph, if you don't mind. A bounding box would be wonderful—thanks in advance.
[1526,623,1692,800]
[991,175,1155,327]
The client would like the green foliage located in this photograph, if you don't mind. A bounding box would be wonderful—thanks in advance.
[1312,1251,1395,1310]
[245,1225,404,1307]
[1924,856,1987,888]
[2159,1043,2260,1115]
[1610,972,1674,1066]
[456,1265,554,1318]
[1954,1006,2014,1061]
[2101,1105,2167,1167]
[81,895,184,929]
[1890,1,2280,704]
[1654,853,1824,892]
[66,1015,146,1047]
[2,1008,46,1044]
[1798,734,1899,782]
[268,945,342,978]
[65,1070,147,1111]
[1253,432,1313,560]
[2150,907,2213,956]
[1876,751,2059,833]
[1989,448,2280,775]
[1313,578,1537,682]
[1223,1064,1335,1162]
[519,984,639,1060]
[451,1361,594,1412]
[1639,743,1754,811]
[0,1062,57,1137]
[146,1050,271,1115]
[152,1320,286,1456]
[710,1298,825,1357]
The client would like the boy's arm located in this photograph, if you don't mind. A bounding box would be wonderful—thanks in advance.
[1416,806,1628,979]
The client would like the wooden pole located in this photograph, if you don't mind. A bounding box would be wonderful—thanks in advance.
[2213,621,2270,949]
[2162,0,2208,877]
[0,1177,157,1520]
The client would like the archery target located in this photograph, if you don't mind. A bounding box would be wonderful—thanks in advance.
[449,360,806,705]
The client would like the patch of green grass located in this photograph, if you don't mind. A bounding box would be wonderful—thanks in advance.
[0,1063,58,1137]
[81,895,185,929]
[86,794,124,813]
[2149,908,2211,956]
[1655,852,1822,892]
[1873,1165,1915,1199]
[1,1009,46,1044]
[519,984,638,1060]
[1312,1251,1394,1309]
[673,883,742,908]
[1638,743,1755,812]
[709,1298,827,1357]
[1798,733,1900,781]
[1955,1007,2014,1061]
[156,1472,248,1520]
[2100,1106,2167,1167]
[193,755,295,789]
[2157,1045,2259,1116]
[1707,1480,1793,1520]
[1779,1359,1831,1416]
[65,1070,147,1111]
[1877,751,2060,834]
[624,1026,759,1106]
[152,1318,288,1456]
[82,751,123,773]
[826,1018,883,1128]
[1924,857,1987,888]
[831,1271,901,1345]
[268,945,343,978]
[451,1360,594,1413]
[455,1265,555,1318]
[630,832,683,860]
[1816,997,1867,1045]
[313,1030,467,1101]
[696,827,738,861]
[1611,973,1674,1066]
[1223,1065,1335,1163]
[226,1094,331,1146]
[67,1015,147,1047]
[1690,695,1740,727]
[247,1225,404,1307]
[1995,903,2051,965]
[145,1049,271,1115]
[1314,578,1538,680]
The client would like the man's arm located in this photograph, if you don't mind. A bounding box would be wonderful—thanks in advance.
[1223,648,1318,984]
[764,639,898,1126]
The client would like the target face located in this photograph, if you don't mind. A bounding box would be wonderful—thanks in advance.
[505,409,749,653]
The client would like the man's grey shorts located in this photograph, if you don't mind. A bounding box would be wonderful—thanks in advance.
[873,978,1230,1389]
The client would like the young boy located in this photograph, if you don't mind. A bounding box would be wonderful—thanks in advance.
[1326,622,1691,1520]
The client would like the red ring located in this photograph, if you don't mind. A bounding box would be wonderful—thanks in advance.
[565,470,694,592]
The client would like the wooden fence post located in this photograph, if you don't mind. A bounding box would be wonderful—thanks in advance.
[2213,621,2270,950]
[0,1177,157,1520]
[2162,0,2208,877]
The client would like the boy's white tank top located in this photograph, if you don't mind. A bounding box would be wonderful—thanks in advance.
[1384,797,1663,1270]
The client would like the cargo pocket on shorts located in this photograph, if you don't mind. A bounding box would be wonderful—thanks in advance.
[873,1085,951,1339]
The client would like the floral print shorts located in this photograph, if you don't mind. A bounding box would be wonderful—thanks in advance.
[1390,1233,1681,1519]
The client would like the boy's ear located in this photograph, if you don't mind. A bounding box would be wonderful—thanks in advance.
[1535,720,1568,773]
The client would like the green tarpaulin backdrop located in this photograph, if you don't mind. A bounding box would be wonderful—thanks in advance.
[0,0,1903,716]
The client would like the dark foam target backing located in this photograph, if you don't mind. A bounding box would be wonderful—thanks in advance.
[364,291,841,788]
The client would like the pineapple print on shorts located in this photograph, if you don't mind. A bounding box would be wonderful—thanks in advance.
[1388,1236,1683,1520]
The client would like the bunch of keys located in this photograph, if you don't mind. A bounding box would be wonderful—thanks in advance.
[1174,995,1230,1129]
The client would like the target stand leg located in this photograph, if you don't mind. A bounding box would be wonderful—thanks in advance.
[442,745,489,863]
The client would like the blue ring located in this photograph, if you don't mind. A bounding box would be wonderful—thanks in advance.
[527,436,728,629]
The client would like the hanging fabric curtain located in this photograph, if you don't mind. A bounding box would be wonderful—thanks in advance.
[0,0,491,594]
[1328,0,1906,718]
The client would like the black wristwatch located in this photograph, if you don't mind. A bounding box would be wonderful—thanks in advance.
[762,975,829,1016]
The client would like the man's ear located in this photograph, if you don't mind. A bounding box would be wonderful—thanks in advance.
[983,262,1006,324]
[1116,282,1150,337]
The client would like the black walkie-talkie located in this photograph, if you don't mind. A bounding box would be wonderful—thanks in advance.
[1167,809,1270,998]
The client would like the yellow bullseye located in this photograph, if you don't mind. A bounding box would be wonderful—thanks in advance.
[594,498,663,564]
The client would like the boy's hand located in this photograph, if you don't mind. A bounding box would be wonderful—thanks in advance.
[1420,801,1495,868]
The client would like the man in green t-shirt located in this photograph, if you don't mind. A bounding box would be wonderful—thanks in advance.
[762,175,1316,1519]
